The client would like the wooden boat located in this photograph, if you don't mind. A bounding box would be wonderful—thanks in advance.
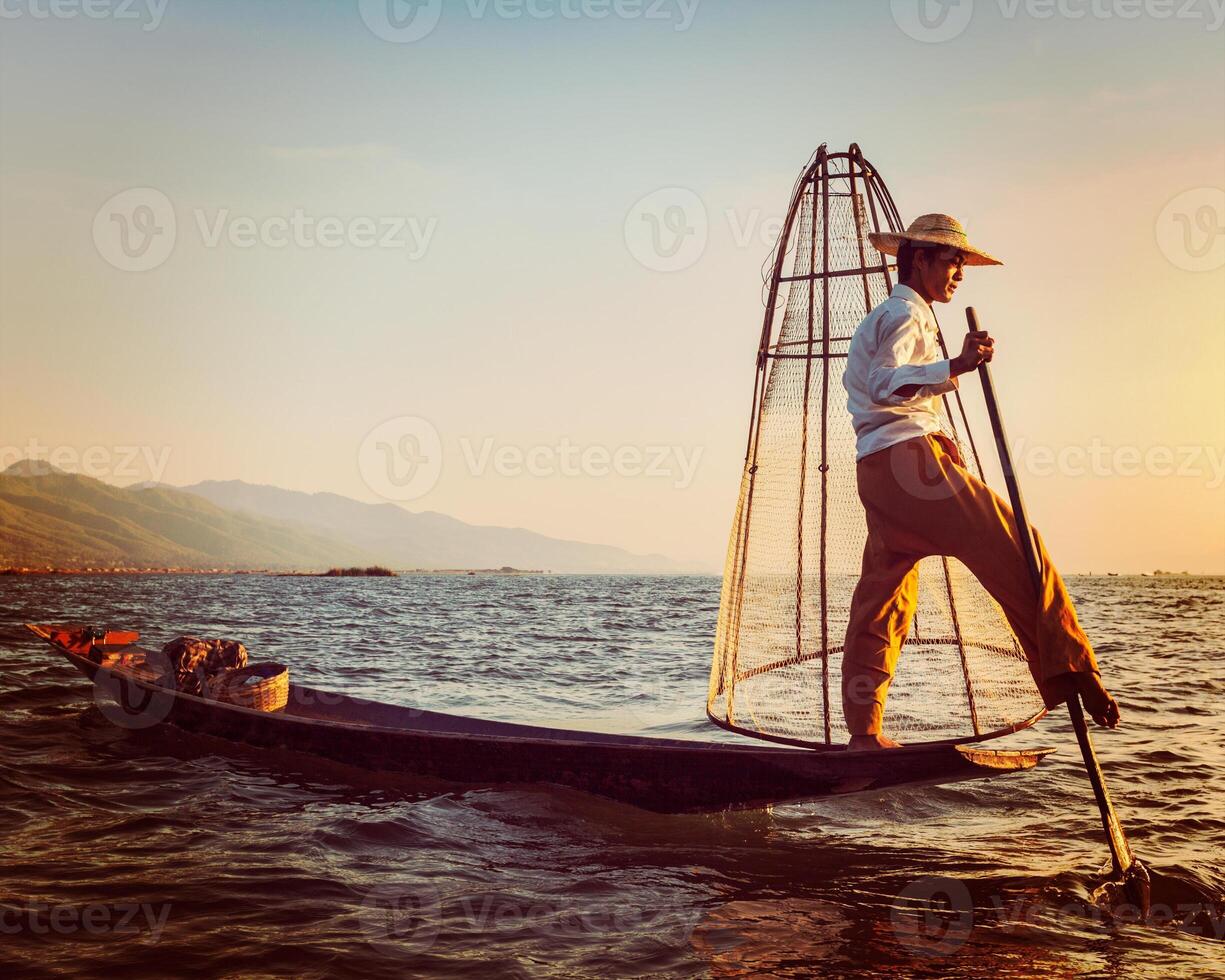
[25,623,1053,814]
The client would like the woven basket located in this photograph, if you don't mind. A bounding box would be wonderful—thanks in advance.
[205,663,289,712]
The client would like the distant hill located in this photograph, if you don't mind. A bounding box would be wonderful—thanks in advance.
[0,466,373,569]
[0,463,693,572]
[181,480,689,573]
[5,458,68,478]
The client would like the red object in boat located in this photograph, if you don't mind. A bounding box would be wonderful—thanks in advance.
[45,626,140,662]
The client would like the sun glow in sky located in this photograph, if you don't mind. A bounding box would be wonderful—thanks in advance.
[1,0,1222,571]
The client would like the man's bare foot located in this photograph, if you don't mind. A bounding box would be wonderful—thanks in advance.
[1076,672,1121,729]
[1046,671,1121,729]
[847,733,904,750]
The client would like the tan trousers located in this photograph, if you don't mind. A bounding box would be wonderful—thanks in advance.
[842,432,1099,736]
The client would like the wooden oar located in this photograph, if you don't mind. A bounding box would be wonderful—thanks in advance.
[967,306,1150,915]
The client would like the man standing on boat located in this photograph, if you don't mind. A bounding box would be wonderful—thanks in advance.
[840,214,1121,751]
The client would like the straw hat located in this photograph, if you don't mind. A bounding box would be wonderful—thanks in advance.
[868,213,1002,266]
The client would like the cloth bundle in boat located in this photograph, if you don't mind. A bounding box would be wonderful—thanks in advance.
[708,144,1046,748]
[161,636,248,696]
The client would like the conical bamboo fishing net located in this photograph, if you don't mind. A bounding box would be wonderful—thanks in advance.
[708,144,1046,748]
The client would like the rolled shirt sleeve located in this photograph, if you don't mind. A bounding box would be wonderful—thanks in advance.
[867,309,959,406]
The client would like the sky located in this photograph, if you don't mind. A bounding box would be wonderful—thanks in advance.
[1,0,1223,572]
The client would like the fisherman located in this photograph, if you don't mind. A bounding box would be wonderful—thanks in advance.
[840,214,1121,750]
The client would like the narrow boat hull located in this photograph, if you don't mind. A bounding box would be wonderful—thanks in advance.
[26,624,1054,813]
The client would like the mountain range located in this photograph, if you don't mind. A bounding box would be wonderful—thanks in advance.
[0,461,691,573]
[180,480,686,572]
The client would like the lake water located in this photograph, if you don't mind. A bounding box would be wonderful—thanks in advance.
[1,574,1222,978]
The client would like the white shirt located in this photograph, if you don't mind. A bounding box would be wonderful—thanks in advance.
[843,284,959,461]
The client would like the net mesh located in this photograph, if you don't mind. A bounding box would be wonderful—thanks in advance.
[708,147,1045,747]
